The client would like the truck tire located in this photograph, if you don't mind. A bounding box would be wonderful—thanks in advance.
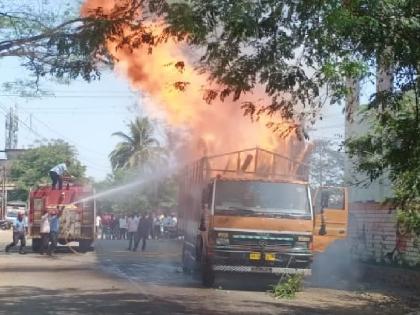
[182,242,189,272]
[79,240,92,253]
[32,239,41,252]
[201,256,215,287]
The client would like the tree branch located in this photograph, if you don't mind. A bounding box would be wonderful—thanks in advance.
[0,17,86,52]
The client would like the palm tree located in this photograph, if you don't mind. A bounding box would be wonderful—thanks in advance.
[109,117,162,171]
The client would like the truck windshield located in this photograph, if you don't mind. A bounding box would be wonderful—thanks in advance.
[6,211,18,218]
[214,181,310,217]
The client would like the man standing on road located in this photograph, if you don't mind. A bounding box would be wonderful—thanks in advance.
[152,212,160,239]
[95,214,102,239]
[119,215,128,240]
[133,213,152,252]
[5,212,27,254]
[127,214,138,251]
[48,206,64,255]
[49,160,71,190]
[40,209,50,255]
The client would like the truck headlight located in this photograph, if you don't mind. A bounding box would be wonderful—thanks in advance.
[297,236,311,242]
[294,241,308,249]
[214,231,229,245]
[216,238,230,246]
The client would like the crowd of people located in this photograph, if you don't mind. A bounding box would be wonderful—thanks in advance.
[96,212,178,251]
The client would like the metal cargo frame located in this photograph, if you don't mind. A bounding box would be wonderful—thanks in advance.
[182,147,309,186]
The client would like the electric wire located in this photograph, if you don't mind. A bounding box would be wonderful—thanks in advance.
[0,104,111,173]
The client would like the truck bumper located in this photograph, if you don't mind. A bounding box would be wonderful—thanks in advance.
[209,248,312,276]
[212,265,311,275]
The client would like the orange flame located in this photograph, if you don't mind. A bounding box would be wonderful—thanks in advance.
[81,1,306,162]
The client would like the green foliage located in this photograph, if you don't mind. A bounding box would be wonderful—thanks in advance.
[271,274,303,299]
[109,117,164,171]
[9,139,86,198]
[163,0,419,129]
[397,205,420,236]
[94,169,178,215]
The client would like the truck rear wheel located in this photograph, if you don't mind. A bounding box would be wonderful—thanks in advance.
[32,239,41,252]
[182,242,190,272]
[79,240,92,253]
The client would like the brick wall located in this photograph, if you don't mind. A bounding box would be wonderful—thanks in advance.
[349,202,420,268]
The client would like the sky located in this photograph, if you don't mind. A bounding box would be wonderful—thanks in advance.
[0,58,140,180]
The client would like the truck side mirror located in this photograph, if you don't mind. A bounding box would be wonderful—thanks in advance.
[199,214,207,232]
[201,188,208,208]
[202,184,213,209]
[321,191,329,209]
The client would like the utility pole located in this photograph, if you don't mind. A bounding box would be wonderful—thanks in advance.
[1,166,5,219]
[5,105,19,150]
[319,143,323,187]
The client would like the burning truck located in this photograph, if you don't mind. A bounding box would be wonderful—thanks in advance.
[178,147,348,286]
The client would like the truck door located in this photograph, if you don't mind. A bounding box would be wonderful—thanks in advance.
[313,187,348,253]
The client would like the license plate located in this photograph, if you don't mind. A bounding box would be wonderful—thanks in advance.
[265,253,276,261]
[249,252,261,260]
[251,266,272,273]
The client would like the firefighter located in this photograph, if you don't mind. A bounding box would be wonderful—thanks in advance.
[49,160,71,190]
[133,213,152,252]
[48,206,64,255]
[5,212,27,254]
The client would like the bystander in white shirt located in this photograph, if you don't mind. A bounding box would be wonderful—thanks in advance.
[119,217,128,229]
[40,213,50,234]
[127,216,139,233]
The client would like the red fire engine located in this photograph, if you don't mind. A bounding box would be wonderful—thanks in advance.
[28,181,96,252]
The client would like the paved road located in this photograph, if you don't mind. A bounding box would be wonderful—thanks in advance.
[0,231,418,315]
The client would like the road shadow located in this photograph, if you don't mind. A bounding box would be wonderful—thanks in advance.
[93,238,420,304]
[0,285,413,315]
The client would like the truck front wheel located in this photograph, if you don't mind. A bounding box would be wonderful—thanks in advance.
[32,239,41,252]
[201,258,215,287]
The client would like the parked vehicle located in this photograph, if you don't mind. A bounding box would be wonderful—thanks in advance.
[178,147,348,286]
[5,201,27,226]
[0,220,11,230]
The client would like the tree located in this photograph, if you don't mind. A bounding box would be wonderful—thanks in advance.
[98,117,177,215]
[162,0,419,131]
[94,169,151,214]
[309,139,345,188]
[109,116,163,171]
[9,139,86,199]
[94,168,178,214]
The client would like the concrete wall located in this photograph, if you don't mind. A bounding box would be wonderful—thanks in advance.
[349,202,420,268]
